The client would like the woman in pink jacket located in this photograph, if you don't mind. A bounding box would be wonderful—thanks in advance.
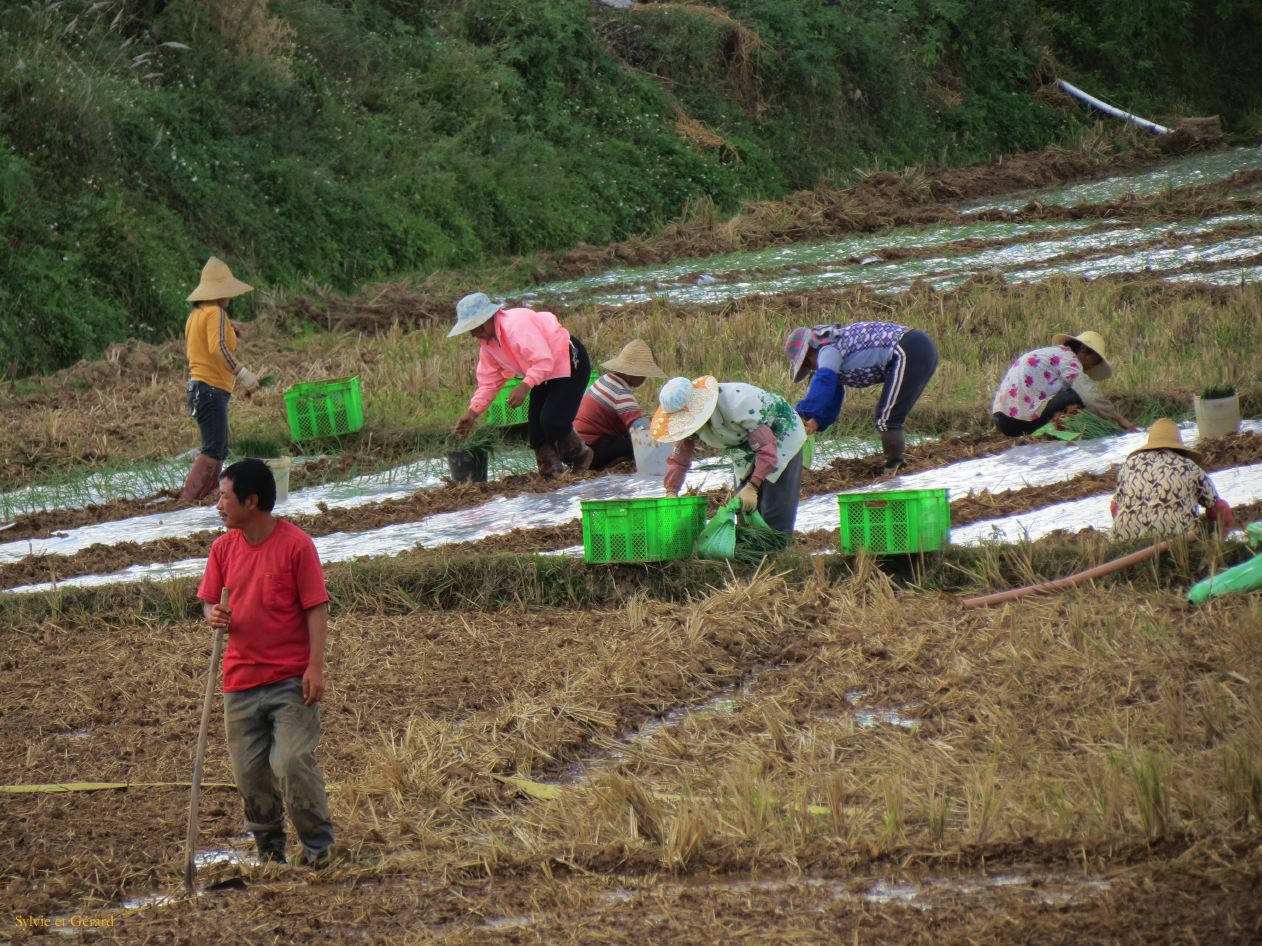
[450,292,594,477]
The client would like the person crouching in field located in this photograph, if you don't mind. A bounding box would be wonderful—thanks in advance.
[651,376,806,536]
[450,292,594,478]
[991,330,1137,437]
[198,459,334,868]
[574,339,666,470]
[1111,418,1233,541]
[181,257,263,502]
[784,321,938,474]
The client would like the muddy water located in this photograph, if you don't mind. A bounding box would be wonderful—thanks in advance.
[620,871,1109,908]
[524,219,1093,302]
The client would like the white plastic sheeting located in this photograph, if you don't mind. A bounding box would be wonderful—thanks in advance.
[6,423,1258,594]
[794,420,1261,534]
[952,461,1262,546]
[0,436,881,566]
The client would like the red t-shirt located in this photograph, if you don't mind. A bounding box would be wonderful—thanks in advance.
[197,519,329,692]
[574,373,643,443]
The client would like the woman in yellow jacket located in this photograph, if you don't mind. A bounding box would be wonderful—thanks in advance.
[181,257,261,502]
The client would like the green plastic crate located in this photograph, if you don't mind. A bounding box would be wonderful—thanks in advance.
[581,496,708,563]
[283,375,364,442]
[483,372,600,428]
[837,488,950,555]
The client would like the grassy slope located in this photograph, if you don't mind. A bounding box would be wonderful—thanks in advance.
[2,0,1261,376]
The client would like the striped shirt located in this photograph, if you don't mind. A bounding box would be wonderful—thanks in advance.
[574,373,642,442]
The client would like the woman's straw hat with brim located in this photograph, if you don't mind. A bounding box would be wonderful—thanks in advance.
[1051,330,1112,380]
[187,256,254,302]
[602,339,665,378]
[650,376,719,443]
[448,292,504,338]
[1132,417,1202,463]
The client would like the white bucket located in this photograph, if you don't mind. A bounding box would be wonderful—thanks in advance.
[1193,394,1241,440]
[264,457,292,504]
[631,427,672,477]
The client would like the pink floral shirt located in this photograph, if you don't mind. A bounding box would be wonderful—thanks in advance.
[991,345,1113,422]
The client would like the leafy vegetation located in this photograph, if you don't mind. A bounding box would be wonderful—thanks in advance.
[1,0,1259,376]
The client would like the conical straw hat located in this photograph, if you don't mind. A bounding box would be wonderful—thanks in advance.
[650,376,719,443]
[187,256,254,302]
[602,339,665,378]
[1051,330,1112,380]
[1132,418,1201,463]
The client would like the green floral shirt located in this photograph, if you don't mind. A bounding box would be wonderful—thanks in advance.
[697,383,807,484]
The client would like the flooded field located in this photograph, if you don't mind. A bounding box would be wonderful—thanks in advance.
[2,148,1261,944]
[521,148,1262,307]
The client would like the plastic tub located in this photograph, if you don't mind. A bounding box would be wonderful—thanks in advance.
[837,488,950,555]
[631,426,672,477]
[263,457,291,505]
[446,448,489,483]
[1193,393,1241,439]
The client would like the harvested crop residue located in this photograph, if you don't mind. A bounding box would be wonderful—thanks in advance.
[4,567,1260,943]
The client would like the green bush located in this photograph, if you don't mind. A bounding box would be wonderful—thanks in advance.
[1,0,1259,377]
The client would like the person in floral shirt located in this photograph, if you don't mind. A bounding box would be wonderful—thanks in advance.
[1111,418,1233,541]
[651,376,806,535]
[990,330,1137,437]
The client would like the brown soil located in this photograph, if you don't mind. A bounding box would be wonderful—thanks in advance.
[3,568,1260,942]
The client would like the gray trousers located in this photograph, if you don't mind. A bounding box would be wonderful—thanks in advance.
[224,676,333,858]
[755,446,804,536]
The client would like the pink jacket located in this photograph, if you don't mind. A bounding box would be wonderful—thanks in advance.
[469,307,573,413]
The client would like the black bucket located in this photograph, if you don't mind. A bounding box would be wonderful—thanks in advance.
[446,447,489,483]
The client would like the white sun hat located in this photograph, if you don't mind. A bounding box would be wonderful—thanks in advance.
[448,292,504,338]
[650,375,719,443]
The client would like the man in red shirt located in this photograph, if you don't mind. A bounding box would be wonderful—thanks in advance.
[574,339,665,469]
[198,459,333,868]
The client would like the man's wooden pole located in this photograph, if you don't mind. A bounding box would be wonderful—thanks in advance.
[184,588,229,893]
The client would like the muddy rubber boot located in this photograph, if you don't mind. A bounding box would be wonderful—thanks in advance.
[557,429,594,472]
[254,832,287,865]
[534,443,563,479]
[179,453,222,503]
[879,428,906,475]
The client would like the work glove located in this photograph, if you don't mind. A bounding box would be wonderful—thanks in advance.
[736,482,759,514]
[235,365,260,395]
